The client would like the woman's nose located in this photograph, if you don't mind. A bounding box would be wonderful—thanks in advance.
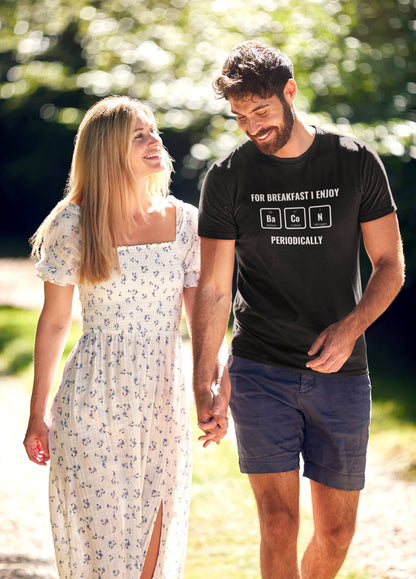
[148,132,161,144]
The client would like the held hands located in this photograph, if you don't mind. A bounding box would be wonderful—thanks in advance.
[196,368,230,448]
[306,318,359,374]
[23,416,50,466]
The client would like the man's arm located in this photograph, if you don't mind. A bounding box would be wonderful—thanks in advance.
[184,283,228,446]
[192,237,235,442]
[307,212,405,373]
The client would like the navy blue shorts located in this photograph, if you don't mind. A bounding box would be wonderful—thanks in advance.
[228,355,371,491]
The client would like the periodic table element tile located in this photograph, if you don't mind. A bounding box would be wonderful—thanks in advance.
[260,208,282,229]
[284,207,307,229]
[309,205,332,228]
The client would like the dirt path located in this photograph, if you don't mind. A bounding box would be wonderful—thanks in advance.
[1,258,415,578]
[0,377,58,579]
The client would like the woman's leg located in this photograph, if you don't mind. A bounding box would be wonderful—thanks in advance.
[140,503,163,579]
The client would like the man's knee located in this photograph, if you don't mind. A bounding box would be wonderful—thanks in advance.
[258,502,300,544]
[250,471,300,546]
[310,482,360,554]
[316,519,356,552]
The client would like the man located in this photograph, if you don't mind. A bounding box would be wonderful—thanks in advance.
[192,41,405,578]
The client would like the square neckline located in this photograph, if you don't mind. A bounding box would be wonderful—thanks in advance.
[116,196,179,250]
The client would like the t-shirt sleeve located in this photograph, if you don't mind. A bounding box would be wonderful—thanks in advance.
[359,145,397,223]
[198,164,238,239]
[178,201,200,288]
[36,205,81,286]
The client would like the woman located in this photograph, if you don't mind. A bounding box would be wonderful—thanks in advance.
[24,95,226,578]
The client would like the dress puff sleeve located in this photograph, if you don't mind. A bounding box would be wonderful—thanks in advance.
[176,199,200,288]
[36,204,82,286]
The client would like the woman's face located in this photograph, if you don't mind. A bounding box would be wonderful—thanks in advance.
[129,111,164,183]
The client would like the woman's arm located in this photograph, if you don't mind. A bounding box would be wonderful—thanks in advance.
[23,282,74,465]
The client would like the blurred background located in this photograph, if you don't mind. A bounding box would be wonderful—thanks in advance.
[0,2,415,577]
[1,0,415,377]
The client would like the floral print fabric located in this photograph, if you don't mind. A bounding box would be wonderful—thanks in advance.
[36,198,199,578]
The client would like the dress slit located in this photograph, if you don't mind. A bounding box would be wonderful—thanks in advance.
[141,502,163,579]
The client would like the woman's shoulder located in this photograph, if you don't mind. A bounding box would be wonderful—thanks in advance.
[51,202,81,225]
[59,202,81,218]
[169,196,198,236]
[36,203,81,285]
[47,202,81,242]
[167,196,198,249]
[66,202,81,214]
[168,195,198,220]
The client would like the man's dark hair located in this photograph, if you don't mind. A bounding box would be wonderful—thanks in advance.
[213,40,294,102]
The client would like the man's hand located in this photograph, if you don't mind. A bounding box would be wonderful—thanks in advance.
[306,318,359,374]
[195,370,230,447]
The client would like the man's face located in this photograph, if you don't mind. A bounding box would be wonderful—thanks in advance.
[229,93,295,156]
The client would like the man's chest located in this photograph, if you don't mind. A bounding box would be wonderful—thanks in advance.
[232,161,361,248]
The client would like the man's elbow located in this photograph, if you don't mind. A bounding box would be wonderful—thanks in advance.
[394,248,406,290]
[197,281,232,307]
[386,253,406,294]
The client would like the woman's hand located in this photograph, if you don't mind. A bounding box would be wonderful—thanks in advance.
[196,367,230,448]
[24,416,50,466]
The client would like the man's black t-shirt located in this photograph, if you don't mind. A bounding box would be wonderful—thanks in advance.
[198,128,396,376]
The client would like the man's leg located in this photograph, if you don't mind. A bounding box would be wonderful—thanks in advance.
[249,469,301,579]
[301,481,360,579]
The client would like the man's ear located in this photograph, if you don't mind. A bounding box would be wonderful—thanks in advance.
[284,79,297,104]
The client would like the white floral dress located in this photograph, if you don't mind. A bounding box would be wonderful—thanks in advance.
[36,197,199,578]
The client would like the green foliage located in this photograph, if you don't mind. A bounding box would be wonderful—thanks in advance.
[0,305,81,380]
[1,0,414,208]
[0,306,38,375]
[1,0,415,273]
[0,1,414,377]
[1,0,414,148]
[310,0,415,124]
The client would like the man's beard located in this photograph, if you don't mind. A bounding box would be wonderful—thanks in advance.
[248,101,295,155]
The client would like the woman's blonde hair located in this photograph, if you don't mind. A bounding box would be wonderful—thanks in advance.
[31,95,173,284]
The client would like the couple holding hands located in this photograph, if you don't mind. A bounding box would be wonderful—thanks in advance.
[24,41,404,579]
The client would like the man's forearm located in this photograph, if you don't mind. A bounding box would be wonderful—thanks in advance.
[307,254,405,373]
[192,283,232,397]
[346,255,405,338]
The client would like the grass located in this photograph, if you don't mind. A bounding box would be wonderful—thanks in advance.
[0,306,414,578]
[0,305,82,388]
[186,430,261,578]
[367,369,416,481]
[187,413,378,579]
[0,307,39,376]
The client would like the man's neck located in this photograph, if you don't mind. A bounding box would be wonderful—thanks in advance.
[273,118,316,159]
